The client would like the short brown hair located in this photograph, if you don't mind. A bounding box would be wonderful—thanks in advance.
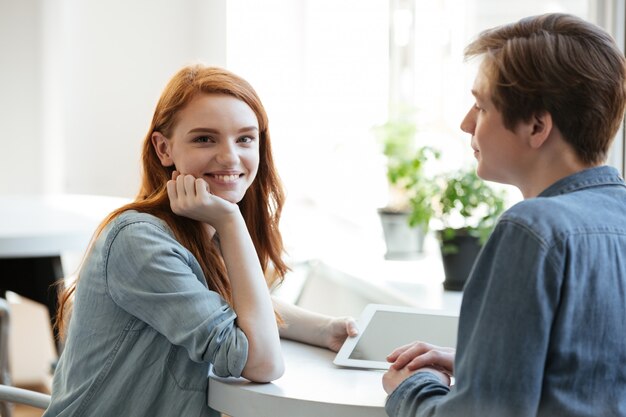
[465,13,626,165]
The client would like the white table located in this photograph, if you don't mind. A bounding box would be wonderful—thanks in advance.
[208,339,388,417]
[0,194,128,348]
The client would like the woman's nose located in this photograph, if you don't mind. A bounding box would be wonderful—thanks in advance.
[216,142,238,165]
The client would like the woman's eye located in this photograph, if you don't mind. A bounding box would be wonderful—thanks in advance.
[473,103,484,112]
[238,136,256,143]
[193,136,214,143]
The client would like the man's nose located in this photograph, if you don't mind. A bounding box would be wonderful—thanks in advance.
[460,109,475,134]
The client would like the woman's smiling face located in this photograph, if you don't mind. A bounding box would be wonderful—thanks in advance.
[153,93,260,204]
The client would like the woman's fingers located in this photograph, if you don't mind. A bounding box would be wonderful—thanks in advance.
[166,172,236,224]
[166,170,179,199]
[195,177,211,198]
[346,318,359,337]
[168,173,200,215]
[171,173,207,201]
[183,173,196,196]
[166,179,177,199]
[175,173,187,198]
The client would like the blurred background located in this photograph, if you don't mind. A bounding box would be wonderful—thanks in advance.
[1,0,624,261]
[1,2,625,414]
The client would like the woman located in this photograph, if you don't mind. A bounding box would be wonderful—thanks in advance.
[44,65,356,416]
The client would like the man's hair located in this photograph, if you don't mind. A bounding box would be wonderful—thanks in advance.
[465,13,626,164]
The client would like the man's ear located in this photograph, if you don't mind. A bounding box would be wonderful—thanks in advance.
[528,111,553,149]
[151,132,174,167]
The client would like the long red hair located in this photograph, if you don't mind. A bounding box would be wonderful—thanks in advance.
[56,65,288,336]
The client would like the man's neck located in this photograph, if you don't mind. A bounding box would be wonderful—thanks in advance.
[517,140,595,199]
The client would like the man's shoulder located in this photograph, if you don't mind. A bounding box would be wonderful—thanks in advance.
[502,196,571,222]
[498,190,625,242]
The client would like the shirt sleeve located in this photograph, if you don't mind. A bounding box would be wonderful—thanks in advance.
[104,219,248,378]
[386,219,562,417]
[386,372,451,417]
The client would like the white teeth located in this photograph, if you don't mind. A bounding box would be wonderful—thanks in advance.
[214,174,239,183]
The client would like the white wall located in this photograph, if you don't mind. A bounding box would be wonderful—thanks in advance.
[0,0,43,194]
[0,0,227,197]
[1,0,623,201]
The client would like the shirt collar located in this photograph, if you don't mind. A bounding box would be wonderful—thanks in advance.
[538,165,625,198]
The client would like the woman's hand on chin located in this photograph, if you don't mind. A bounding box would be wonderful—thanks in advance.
[167,171,240,227]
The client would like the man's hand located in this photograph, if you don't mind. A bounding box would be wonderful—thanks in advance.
[383,365,451,394]
[382,341,455,395]
[387,341,455,373]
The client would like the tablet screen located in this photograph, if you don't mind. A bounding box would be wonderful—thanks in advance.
[348,310,457,362]
[334,304,459,369]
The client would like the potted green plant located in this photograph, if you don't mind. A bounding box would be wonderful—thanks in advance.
[374,117,440,259]
[435,167,506,290]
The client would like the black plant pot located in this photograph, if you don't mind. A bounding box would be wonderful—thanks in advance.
[438,231,482,291]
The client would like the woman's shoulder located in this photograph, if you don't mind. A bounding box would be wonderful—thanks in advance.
[102,210,176,247]
[114,210,166,227]
[93,210,195,271]
[107,210,169,233]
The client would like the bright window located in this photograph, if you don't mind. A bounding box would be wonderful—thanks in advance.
[226,0,624,258]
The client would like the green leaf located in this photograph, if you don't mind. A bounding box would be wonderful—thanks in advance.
[435,167,506,246]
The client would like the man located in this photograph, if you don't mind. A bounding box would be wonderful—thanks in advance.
[383,13,626,417]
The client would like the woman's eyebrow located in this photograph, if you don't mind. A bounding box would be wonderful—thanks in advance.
[188,127,219,134]
[187,126,258,134]
[237,126,259,133]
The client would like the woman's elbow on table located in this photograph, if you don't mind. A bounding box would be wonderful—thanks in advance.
[242,356,285,383]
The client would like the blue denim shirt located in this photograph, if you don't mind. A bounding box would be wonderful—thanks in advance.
[386,166,626,417]
[43,211,248,417]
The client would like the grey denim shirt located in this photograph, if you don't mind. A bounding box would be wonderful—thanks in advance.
[43,211,248,417]
[386,165,626,417]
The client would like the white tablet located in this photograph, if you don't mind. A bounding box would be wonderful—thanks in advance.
[333,304,459,370]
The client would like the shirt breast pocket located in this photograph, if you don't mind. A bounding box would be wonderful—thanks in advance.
[166,345,209,392]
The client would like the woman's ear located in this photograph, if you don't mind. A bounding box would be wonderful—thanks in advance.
[528,111,553,149]
[151,132,174,167]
